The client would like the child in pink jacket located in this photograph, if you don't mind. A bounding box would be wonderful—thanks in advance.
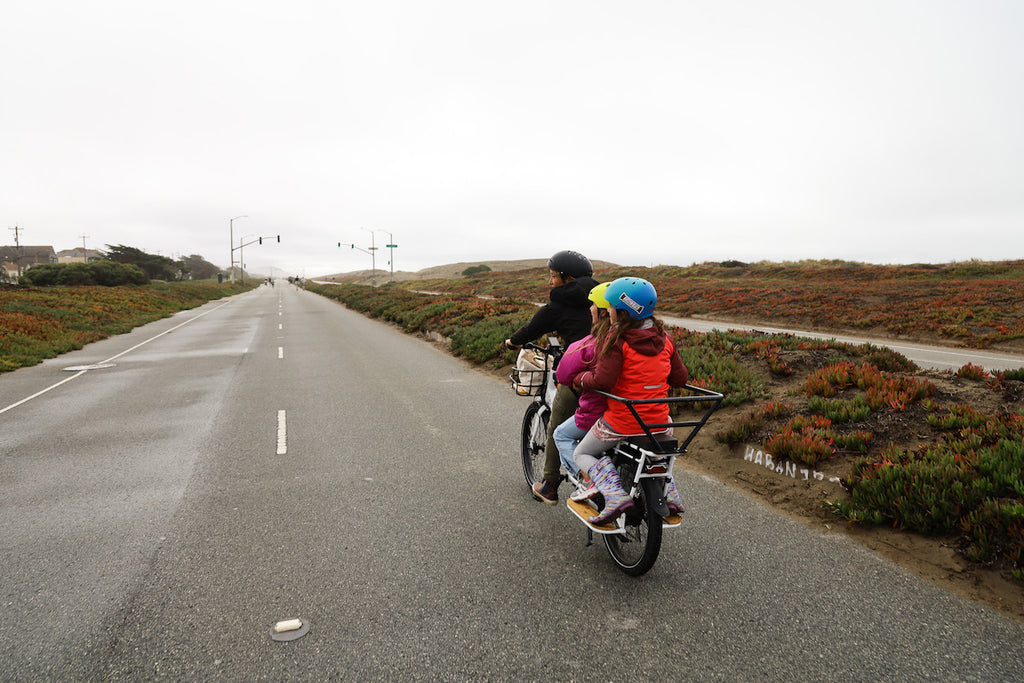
[552,283,612,480]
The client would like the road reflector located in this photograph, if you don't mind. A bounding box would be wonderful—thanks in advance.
[275,619,302,633]
[270,617,310,642]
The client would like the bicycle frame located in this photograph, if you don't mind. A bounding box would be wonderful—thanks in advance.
[514,341,563,487]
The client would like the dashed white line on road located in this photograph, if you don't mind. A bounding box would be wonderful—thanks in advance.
[278,347,284,359]
[277,410,287,455]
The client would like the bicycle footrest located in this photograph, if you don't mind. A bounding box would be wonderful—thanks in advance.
[567,499,623,535]
[662,513,683,527]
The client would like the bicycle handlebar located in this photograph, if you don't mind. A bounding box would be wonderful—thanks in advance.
[518,341,563,357]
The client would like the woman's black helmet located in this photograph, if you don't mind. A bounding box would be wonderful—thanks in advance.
[548,250,593,279]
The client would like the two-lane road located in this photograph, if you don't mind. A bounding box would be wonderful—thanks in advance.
[1,286,1022,680]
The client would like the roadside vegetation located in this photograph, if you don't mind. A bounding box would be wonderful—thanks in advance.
[378,259,1024,349]
[0,280,255,372]
[307,263,1024,590]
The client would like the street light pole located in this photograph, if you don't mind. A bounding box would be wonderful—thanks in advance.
[376,229,397,283]
[229,215,247,283]
[361,227,378,286]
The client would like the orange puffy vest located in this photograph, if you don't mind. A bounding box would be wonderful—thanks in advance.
[603,336,674,435]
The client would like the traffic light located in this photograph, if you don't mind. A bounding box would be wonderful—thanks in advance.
[258,237,262,245]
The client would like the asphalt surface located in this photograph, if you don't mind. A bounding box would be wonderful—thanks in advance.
[1,285,1022,680]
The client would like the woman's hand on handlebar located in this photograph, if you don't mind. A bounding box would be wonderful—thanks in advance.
[504,339,520,351]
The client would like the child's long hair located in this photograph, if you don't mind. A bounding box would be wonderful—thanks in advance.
[584,311,613,368]
[597,315,665,359]
[591,310,612,341]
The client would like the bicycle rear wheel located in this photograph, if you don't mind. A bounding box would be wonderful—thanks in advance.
[603,471,663,576]
[520,401,549,487]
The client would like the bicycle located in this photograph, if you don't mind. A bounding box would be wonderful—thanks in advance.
[512,344,723,575]
[510,340,563,488]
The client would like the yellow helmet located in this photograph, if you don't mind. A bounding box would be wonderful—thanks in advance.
[588,282,611,309]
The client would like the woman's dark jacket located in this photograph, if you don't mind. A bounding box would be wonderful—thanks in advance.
[509,275,599,347]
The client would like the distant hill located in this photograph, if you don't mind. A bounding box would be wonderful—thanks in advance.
[315,258,619,284]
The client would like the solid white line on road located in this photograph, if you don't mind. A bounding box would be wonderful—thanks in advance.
[100,299,235,364]
[277,410,287,455]
[278,347,284,359]
[0,371,87,416]
[0,299,236,417]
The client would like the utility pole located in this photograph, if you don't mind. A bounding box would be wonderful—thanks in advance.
[9,225,23,276]
[79,234,90,262]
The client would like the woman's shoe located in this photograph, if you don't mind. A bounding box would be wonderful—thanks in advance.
[531,479,558,505]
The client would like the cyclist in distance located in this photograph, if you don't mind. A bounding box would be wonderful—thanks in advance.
[505,250,598,505]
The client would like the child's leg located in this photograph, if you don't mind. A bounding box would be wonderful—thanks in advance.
[573,425,619,474]
[573,423,633,525]
[552,417,588,477]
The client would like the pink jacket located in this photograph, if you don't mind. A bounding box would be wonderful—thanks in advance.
[556,335,608,430]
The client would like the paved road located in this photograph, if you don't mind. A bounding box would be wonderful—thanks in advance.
[1,286,1022,680]
[661,316,1024,372]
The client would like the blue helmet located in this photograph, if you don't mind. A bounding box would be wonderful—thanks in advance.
[605,277,657,320]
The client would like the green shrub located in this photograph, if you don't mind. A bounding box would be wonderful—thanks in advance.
[20,261,149,286]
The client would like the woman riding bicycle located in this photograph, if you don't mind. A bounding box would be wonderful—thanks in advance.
[504,250,597,506]
[571,277,689,525]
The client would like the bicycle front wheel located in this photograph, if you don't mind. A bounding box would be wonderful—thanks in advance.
[603,473,663,576]
[520,401,549,487]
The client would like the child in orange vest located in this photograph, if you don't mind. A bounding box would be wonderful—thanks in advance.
[571,277,689,525]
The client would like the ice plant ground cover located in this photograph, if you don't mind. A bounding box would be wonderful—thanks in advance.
[0,281,256,372]
[393,259,1024,350]
[308,270,1024,613]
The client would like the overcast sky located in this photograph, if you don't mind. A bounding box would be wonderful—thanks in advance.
[2,1,1022,277]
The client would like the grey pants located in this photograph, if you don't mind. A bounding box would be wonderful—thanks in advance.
[572,422,623,474]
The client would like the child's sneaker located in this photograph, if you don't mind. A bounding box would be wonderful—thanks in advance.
[570,479,599,502]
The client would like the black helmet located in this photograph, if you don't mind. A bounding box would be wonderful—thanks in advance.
[547,250,593,279]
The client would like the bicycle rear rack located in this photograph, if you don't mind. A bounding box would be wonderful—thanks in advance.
[593,384,724,455]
